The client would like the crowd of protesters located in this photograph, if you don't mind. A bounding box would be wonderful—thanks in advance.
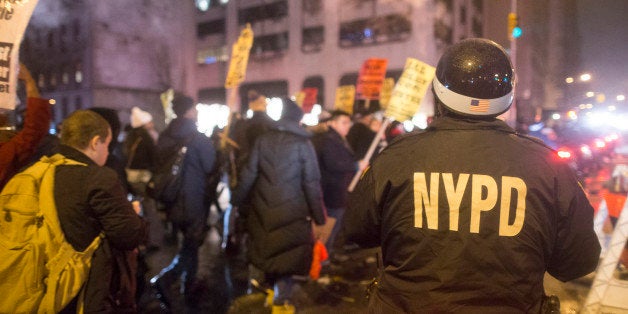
[0,39,611,314]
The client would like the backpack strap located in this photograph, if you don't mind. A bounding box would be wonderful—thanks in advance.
[36,154,105,313]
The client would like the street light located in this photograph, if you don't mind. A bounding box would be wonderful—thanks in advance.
[580,73,591,82]
[565,77,574,84]
[617,95,625,101]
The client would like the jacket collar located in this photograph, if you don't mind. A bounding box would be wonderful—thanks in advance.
[274,120,312,138]
[427,116,515,134]
[58,144,97,166]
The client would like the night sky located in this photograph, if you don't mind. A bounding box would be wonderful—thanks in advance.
[577,0,628,99]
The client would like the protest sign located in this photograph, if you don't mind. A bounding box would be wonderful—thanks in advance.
[0,0,39,109]
[301,87,317,113]
[385,58,436,122]
[355,58,387,100]
[379,77,395,109]
[348,58,435,192]
[225,23,253,89]
[334,85,355,114]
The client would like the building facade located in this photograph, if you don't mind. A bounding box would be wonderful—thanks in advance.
[19,0,579,130]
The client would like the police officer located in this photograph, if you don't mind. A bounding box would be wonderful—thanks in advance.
[345,38,601,313]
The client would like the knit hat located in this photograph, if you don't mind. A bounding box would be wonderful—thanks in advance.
[130,107,153,128]
[280,98,304,122]
[172,93,195,117]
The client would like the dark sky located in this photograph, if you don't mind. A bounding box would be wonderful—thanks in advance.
[577,0,628,99]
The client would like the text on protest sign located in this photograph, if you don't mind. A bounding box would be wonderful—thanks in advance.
[356,58,387,100]
[0,0,39,110]
[225,24,253,89]
[385,58,435,122]
[379,77,395,109]
[334,85,355,114]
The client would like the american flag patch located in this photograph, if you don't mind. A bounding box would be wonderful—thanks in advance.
[469,99,490,112]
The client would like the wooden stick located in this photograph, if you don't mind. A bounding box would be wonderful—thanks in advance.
[347,117,392,192]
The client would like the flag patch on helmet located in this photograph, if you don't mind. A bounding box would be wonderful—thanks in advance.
[469,99,490,112]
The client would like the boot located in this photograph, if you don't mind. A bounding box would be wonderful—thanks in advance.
[271,303,295,314]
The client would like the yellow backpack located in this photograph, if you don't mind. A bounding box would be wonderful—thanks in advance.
[0,154,103,313]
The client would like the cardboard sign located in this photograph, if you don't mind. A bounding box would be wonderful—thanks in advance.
[356,58,388,100]
[0,0,39,109]
[334,85,355,114]
[225,24,253,88]
[379,77,395,109]
[385,58,436,122]
[301,87,317,113]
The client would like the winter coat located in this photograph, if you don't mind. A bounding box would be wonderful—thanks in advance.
[0,97,50,190]
[55,145,147,313]
[346,122,375,160]
[231,111,276,167]
[346,116,601,313]
[157,117,216,225]
[123,126,156,170]
[232,120,326,276]
[312,127,357,208]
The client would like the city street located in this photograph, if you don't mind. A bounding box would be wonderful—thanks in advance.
[136,151,623,314]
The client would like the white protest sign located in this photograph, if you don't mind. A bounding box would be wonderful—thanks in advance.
[583,192,628,313]
[0,0,39,109]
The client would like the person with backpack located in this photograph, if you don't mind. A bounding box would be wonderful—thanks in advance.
[53,110,146,312]
[150,93,217,308]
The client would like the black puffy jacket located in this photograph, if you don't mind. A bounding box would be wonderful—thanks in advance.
[232,120,326,276]
[346,116,600,313]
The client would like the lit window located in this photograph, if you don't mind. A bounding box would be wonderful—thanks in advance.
[75,70,83,83]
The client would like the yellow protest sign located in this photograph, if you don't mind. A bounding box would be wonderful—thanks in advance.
[334,85,355,114]
[379,77,395,109]
[0,0,39,109]
[225,24,254,88]
[294,91,305,107]
[385,58,435,122]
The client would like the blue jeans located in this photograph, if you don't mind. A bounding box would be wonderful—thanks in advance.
[326,207,345,254]
[273,276,294,305]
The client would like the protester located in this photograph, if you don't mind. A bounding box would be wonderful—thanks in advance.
[150,93,218,307]
[346,38,601,312]
[0,63,51,190]
[232,89,276,166]
[89,107,130,191]
[124,106,157,193]
[312,110,367,259]
[55,110,147,313]
[123,106,163,255]
[231,98,326,314]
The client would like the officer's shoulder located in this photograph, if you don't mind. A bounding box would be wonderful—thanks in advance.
[514,132,555,151]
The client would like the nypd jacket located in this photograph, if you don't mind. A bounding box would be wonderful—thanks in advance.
[346,116,601,313]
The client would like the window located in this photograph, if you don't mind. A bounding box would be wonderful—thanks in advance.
[460,5,466,24]
[238,1,288,25]
[197,46,228,64]
[302,26,324,53]
[472,17,483,37]
[198,87,226,105]
[434,19,452,45]
[239,80,288,112]
[197,19,225,38]
[303,76,324,107]
[339,14,411,47]
[251,32,288,58]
